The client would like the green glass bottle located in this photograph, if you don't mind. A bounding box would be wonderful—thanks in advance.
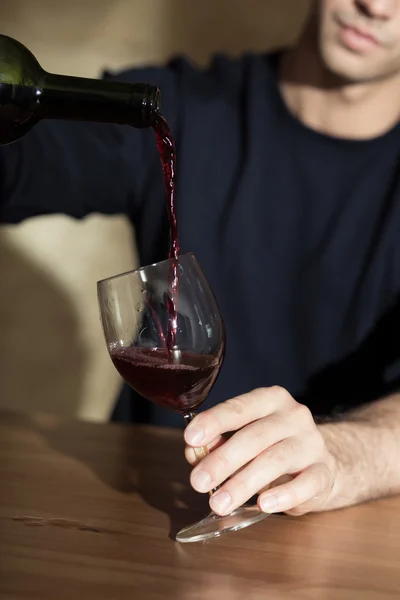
[0,35,161,145]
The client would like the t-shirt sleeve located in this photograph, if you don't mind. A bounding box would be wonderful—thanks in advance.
[0,62,181,224]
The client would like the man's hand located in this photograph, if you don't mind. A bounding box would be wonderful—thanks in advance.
[184,387,338,517]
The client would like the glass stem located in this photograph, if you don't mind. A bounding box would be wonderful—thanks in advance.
[184,411,220,497]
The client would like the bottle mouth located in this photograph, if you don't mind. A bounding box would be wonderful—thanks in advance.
[143,85,161,126]
[153,88,161,113]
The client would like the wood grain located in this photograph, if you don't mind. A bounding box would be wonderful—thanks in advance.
[1,409,400,599]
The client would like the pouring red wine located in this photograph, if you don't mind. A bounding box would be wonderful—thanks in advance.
[97,109,268,543]
[0,33,268,543]
[110,112,221,413]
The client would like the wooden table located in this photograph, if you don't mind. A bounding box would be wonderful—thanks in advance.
[1,410,399,599]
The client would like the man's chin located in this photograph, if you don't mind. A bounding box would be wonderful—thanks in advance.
[320,47,374,84]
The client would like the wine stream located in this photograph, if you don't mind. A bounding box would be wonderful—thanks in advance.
[153,113,179,361]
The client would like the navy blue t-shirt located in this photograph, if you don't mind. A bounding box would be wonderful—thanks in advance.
[2,53,400,427]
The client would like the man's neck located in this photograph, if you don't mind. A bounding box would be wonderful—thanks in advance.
[279,40,400,140]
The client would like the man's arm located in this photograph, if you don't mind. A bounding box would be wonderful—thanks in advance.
[183,387,400,517]
[0,63,181,224]
[320,394,400,510]
[0,120,142,223]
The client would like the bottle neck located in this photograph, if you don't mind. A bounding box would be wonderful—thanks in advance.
[37,72,160,128]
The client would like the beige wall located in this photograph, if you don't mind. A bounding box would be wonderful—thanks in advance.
[0,0,311,421]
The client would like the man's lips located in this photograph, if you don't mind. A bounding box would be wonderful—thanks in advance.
[339,23,381,52]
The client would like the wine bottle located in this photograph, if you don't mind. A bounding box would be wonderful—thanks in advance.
[0,35,161,145]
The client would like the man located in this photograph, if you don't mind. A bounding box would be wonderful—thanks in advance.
[2,0,400,518]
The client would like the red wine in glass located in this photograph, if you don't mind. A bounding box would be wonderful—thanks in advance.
[110,346,220,413]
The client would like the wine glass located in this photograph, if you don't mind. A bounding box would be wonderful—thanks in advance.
[97,253,268,543]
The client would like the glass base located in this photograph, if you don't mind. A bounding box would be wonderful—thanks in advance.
[175,504,269,543]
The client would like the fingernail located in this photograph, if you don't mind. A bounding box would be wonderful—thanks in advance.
[191,470,211,492]
[210,491,231,514]
[185,426,205,446]
[260,495,279,513]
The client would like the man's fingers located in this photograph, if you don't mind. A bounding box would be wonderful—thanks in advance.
[189,415,298,492]
[258,462,333,515]
[184,434,225,465]
[208,437,309,516]
[184,386,294,447]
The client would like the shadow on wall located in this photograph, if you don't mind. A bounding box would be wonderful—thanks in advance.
[0,214,135,421]
[0,236,86,417]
